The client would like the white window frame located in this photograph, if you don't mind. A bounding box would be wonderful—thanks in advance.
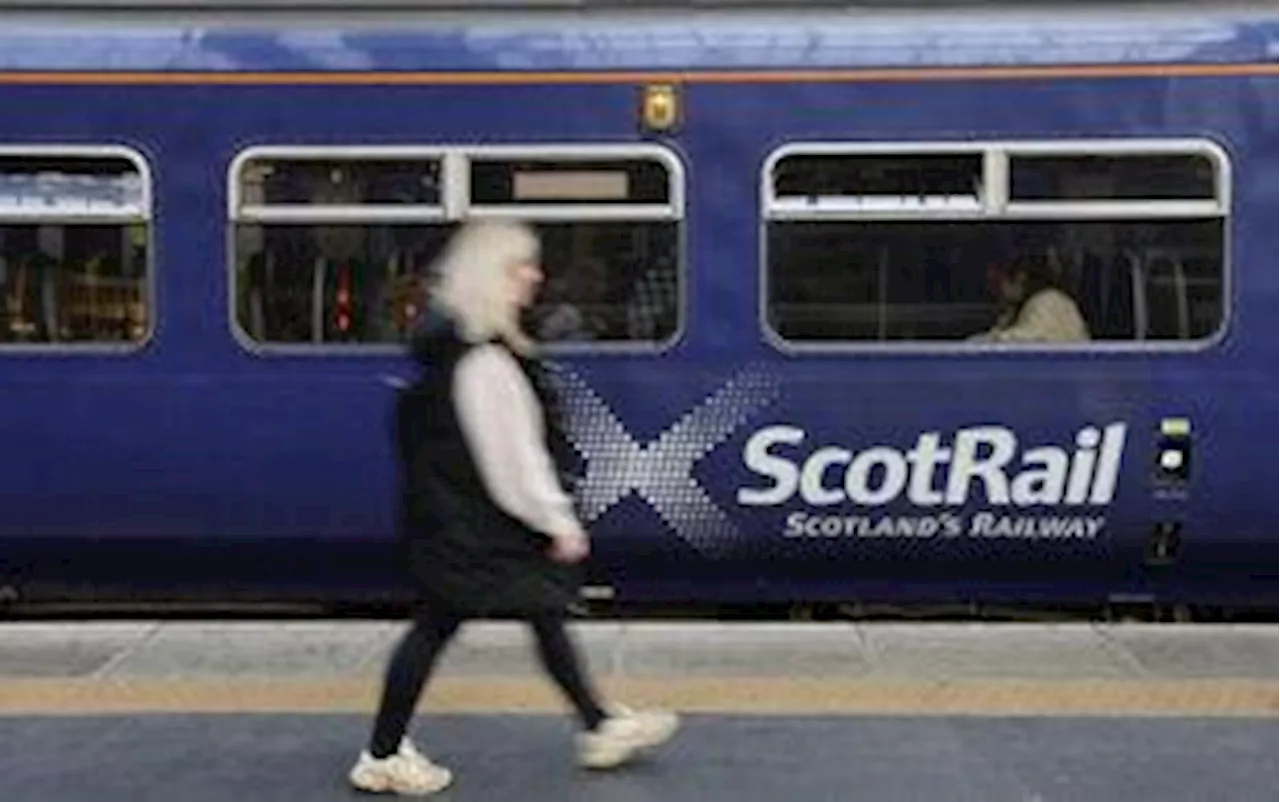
[759,138,1232,355]
[0,144,154,354]
[228,143,686,355]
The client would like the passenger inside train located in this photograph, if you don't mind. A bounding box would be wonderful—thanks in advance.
[535,257,614,342]
[968,250,1092,344]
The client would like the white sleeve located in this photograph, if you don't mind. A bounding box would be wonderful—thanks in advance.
[987,290,1089,343]
[451,345,583,540]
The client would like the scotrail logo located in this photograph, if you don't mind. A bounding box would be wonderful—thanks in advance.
[548,363,1126,551]
[738,423,1126,541]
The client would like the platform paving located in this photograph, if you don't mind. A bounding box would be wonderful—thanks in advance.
[0,713,1273,802]
[0,621,1273,682]
[0,621,1272,801]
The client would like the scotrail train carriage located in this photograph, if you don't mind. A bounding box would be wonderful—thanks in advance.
[0,1,1274,615]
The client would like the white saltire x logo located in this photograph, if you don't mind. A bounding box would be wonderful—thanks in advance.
[545,364,781,557]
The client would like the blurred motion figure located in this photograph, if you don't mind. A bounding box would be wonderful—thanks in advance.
[349,220,679,797]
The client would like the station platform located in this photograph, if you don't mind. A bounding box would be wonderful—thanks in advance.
[0,620,1274,801]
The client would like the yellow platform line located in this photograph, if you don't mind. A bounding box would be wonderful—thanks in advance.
[0,678,1273,717]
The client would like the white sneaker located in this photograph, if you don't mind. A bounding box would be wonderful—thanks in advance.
[576,705,680,770]
[348,738,453,796]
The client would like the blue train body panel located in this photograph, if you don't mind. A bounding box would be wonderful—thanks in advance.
[0,7,1274,607]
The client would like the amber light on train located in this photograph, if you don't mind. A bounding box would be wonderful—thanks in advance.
[641,84,679,132]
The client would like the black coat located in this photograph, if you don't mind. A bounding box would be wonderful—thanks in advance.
[393,306,582,617]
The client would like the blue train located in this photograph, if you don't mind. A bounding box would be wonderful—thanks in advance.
[0,2,1275,615]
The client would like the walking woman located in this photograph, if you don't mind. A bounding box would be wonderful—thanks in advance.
[349,220,679,796]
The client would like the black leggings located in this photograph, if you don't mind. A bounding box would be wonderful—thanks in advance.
[368,605,609,758]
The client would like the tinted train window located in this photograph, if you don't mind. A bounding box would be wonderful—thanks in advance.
[231,147,683,349]
[231,152,449,346]
[763,143,1228,348]
[0,150,151,347]
[468,153,681,346]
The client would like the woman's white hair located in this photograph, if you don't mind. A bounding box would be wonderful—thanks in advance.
[429,218,540,353]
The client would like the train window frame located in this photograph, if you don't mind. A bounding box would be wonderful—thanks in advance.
[227,143,687,356]
[759,138,1232,355]
[0,144,155,354]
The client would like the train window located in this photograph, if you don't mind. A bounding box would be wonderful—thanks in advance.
[231,149,451,346]
[469,157,672,206]
[0,149,151,348]
[763,141,1228,349]
[1008,153,1216,202]
[230,145,684,350]
[237,157,442,207]
[467,149,683,348]
[771,151,985,212]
